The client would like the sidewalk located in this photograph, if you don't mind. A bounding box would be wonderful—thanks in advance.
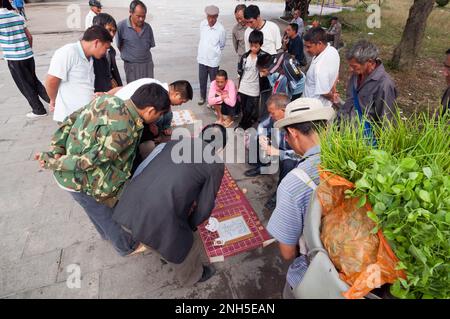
[0,0,289,299]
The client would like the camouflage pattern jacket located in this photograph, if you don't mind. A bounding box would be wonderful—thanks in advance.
[39,95,144,207]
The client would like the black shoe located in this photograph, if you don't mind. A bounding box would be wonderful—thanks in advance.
[244,167,261,177]
[198,98,206,106]
[197,265,216,283]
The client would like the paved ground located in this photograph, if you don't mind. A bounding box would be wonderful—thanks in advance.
[0,0,341,299]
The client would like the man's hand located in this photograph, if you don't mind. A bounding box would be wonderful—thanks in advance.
[221,92,229,100]
[34,153,61,168]
[49,100,56,112]
[94,92,106,98]
[163,128,172,136]
[149,123,159,136]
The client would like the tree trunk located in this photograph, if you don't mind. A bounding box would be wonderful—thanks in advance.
[391,0,435,69]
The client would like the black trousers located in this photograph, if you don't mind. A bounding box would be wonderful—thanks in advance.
[279,158,299,185]
[238,92,259,130]
[7,57,49,115]
[199,64,218,100]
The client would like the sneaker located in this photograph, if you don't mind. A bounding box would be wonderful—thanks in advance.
[26,112,47,119]
[198,98,206,106]
[197,265,216,283]
[244,166,261,177]
[264,192,277,210]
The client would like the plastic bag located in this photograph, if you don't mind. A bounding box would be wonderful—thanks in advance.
[317,170,406,299]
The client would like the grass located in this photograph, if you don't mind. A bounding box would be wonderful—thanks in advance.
[303,0,450,115]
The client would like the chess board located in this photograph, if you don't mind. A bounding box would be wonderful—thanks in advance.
[199,168,275,262]
[171,109,196,126]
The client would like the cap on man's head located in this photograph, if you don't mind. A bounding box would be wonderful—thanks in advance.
[274,98,335,129]
[89,0,102,8]
[205,5,219,16]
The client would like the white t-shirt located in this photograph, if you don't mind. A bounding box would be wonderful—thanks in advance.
[85,10,96,29]
[244,20,282,55]
[114,78,169,100]
[48,41,95,122]
[238,55,259,97]
[303,44,340,107]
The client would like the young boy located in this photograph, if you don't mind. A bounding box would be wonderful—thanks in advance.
[35,84,171,257]
[237,29,270,130]
[92,13,123,92]
[208,69,237,127]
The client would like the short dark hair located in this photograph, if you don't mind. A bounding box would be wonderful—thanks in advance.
[1,0,14,10]
[244,5,260,20]
[82,25,113,43]
[92,13,117,30]
[331,16,339,21]
[216,69,228,80]
[201,123,228,151]
[235,4,246,14]
[169,80,193,101]
[130,83,171,112]
[130,0,147,13]
[288,23,299,33]
[285,120,327,136]
[303,27,327,44]
[256,53,273,69]
[446,48,450,55]
[248,29,264,45]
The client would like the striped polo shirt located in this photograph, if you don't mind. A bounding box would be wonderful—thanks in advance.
[267,145,321,289]
[0,8,33,61]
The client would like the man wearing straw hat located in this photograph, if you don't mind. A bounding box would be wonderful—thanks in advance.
[266,97,335,299]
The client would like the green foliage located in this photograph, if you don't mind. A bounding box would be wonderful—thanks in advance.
[320,110,450,299]
[436,0,449,8]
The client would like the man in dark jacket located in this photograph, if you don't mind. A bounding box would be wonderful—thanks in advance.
[112,124,227,286]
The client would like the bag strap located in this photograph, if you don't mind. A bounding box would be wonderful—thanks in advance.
[290,168,317,190]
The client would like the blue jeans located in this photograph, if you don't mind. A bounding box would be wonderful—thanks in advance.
[70,192,137,256]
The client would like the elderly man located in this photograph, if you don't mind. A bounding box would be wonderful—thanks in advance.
[267,97,335,299]
[440,48,450,116]
[197,5,226,106]
[244,5,282,56]
[338,40,397,124]
[303,27,340,108]
[117,0,155,83]
[232,4,247,63]
[291,8,304,37]
[85,0,102,29]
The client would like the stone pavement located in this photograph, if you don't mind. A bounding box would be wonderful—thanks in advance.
[0,0,339,299]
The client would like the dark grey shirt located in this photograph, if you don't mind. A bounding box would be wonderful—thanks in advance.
[117,17,155,63]
[339,63,397,123]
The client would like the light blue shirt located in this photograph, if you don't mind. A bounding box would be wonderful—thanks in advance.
[197,20,226,67]
[267,145,321,288]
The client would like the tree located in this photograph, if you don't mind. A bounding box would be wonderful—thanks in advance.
[391,0,436,69]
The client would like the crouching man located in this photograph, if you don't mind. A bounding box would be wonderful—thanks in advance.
[35,84,171,256]
[112,124,227,286]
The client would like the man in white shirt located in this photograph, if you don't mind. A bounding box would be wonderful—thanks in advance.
[197,5,226,105]
[244,5,281,56]
[45,25,112,122]
[85,0,102,29]
[303,27,340,108]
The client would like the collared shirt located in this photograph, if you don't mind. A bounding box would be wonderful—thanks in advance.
[267,145,321,288]
[0,8,32,61]
[244,20,281,55]
[117,18,155,63]
[197,20,226,68]
[39,95,144,208]
[85,10,96,29]
[232,23,247,58]
[291,17,305,36]
[340,63,397,123]
[48,41,95,122]
[304,44,340,107]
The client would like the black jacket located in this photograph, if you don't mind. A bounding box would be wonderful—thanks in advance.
[237,49,272,94]
[112,139,224,264]
[93,46,123,92]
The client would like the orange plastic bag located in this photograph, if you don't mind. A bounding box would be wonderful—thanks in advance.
[317,171,406,299]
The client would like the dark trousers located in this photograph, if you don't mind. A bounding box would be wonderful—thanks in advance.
[7,57,49,115]
[238,92,259,130]
[259,90,271,122]
[70,192,137,256]
[291,92,303,101]
[199,64,218,100]
[279,158,299,185]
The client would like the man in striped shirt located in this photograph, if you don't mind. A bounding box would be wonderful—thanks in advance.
[0,0,49,118]
[267,97,335,299]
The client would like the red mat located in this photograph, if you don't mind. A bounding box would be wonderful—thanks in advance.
[199,168,275,262]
